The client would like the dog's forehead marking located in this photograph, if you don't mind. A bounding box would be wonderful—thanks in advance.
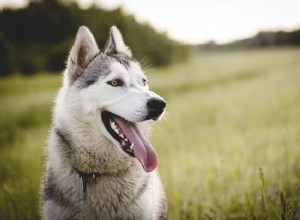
[106,52,131,69]
[108,61,143,84]
[109,62,130,79]
[75,52,143,89]
[76,53,110,88]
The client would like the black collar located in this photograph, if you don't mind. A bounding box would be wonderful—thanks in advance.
[74,167,104,197]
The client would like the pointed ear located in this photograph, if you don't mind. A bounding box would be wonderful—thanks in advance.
[66,26,99,82]
[104,26,132,57]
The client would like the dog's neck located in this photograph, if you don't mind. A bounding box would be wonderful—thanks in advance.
[53,122,133,173]
[73,166,105,199]
[52,102,136,173]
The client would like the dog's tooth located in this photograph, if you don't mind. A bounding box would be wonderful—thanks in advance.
[124,138,128,142]
[111,123,117,130]
[109,120,114,125]
[112,125,119,134]
[130,143,134,150]
[119,134,124,138]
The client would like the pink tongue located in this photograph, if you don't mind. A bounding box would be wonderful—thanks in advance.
[114,117,157,172]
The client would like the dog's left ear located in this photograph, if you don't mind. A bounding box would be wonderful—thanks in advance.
[104,26,132,57]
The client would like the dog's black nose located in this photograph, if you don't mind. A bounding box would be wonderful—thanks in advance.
[147,98,166,110]
[147,98,166,119]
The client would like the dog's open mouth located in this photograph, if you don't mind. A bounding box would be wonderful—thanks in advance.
[101,111,157,172]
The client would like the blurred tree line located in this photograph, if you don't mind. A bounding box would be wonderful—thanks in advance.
[0,0,191,76]
[196,29,300,51]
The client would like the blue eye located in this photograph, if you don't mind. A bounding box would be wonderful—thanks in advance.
[107,79,124,87]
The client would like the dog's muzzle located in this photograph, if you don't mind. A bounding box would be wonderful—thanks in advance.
[146,98,166,120]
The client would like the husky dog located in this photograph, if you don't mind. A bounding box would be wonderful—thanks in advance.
[42,26,167,219]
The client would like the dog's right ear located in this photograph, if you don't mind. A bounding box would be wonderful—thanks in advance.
[66,26,99,84]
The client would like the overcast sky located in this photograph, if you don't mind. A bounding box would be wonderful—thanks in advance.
[1,0,300,44]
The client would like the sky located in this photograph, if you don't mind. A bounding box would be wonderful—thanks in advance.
[1,0,300,44]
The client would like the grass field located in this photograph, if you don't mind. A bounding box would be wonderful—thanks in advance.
[1,48,300,219]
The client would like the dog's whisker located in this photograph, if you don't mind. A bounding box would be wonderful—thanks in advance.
[44,25,167,220]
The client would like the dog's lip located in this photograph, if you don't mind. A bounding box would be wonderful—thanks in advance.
[101,111,135,157]
[101,110,158,172]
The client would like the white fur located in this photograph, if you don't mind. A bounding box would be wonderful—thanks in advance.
[43,26,167,219]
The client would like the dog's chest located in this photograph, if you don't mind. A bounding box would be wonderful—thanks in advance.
[76,174,153,219]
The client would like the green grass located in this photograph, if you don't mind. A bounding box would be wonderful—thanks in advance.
[0,74,60,219]
[1,48,300,219]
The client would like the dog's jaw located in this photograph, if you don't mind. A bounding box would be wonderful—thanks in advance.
[101,111,158,172]
[101,111,135,157]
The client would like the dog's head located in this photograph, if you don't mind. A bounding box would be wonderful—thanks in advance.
[62,26,166,172]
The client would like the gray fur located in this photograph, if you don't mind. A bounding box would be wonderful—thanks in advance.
[42,26,167,220]
[43,131,167,219]
[76,53,132,88]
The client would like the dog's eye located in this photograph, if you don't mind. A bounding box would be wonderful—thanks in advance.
[107,79,124,87]
[142,78,147,86]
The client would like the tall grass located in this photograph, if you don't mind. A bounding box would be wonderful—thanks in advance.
[0,74,60,219]
[150,48,300,219]
[0,48,300,219]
